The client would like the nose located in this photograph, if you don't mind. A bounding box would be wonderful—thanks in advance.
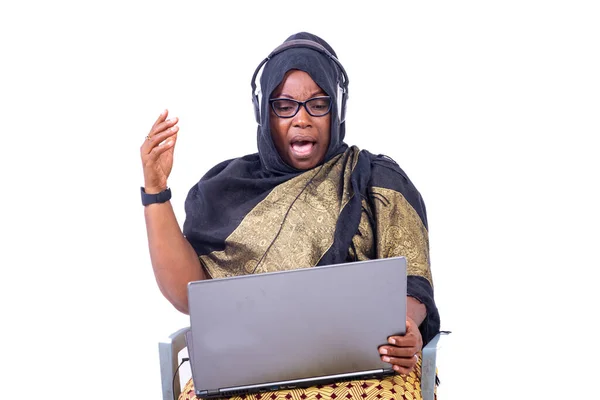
[292,104,312,129]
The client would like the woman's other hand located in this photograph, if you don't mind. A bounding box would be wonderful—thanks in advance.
[141,109,179,193]
[378,317,423,375]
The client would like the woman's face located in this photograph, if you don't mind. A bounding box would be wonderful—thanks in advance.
[269,70,331,170]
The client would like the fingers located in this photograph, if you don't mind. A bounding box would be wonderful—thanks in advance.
[379,322,423,376]
[379,345,420,375]
[146,133,177,160]
[381,354,418,368]
[146,125,178,150]
[141,112,179,154]
[387,335,418,348]
[380,351,419,375]
[151,109,168,131]
[380,344,417,358]
[391,364,416,375]
[385,319,422,349]
[148,116,179,140]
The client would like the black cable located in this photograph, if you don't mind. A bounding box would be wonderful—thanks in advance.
[172,357,190,400]
[251,164,324,274]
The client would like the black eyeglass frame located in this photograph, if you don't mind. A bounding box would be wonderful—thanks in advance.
[269,96,332,118]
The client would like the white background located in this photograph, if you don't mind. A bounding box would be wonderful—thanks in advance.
[1,1,599,399]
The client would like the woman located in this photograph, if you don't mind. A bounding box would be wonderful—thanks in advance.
[140,32,440,400]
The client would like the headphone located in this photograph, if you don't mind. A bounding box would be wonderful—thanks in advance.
[251,39,350,126]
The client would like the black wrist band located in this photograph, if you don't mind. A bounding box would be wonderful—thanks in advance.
[141,187,171,206]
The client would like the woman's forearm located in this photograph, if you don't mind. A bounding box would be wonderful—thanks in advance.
[407,295,427,326]
[144,201,207,314]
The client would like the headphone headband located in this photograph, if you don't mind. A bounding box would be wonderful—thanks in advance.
[251,39,349,125]
[269,39,337,63]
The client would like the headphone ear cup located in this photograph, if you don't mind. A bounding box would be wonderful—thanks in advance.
[337,84,347,123]
[253,94,261,125]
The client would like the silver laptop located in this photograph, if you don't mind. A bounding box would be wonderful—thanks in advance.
[186,256,407,399]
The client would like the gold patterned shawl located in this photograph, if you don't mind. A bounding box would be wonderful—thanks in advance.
[200,148,431,286]
[185,146,439,343]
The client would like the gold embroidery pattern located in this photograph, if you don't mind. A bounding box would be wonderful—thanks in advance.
[370,187,432,285]
[200,148,360,279]
[347,190,431,285]
[178,357,428,400]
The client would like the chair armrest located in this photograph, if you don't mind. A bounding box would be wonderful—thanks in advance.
[159,327,191,400]
[421,332,449,400]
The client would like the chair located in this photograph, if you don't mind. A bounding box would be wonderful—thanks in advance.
[159,328,447,400]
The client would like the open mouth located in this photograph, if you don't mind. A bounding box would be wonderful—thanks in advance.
[290,139,317,159]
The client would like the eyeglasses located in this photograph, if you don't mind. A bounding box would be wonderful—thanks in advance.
[269,96,332,118]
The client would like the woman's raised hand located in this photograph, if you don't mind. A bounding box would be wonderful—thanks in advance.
[140,110,179,193]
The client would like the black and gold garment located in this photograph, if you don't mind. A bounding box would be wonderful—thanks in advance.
[181,32,439,400]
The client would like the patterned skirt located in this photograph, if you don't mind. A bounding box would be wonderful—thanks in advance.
[178,357,432,400]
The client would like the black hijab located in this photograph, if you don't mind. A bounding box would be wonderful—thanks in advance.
[257,32,348,174]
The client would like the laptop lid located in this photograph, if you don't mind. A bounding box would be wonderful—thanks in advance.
[187,256,407,398]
